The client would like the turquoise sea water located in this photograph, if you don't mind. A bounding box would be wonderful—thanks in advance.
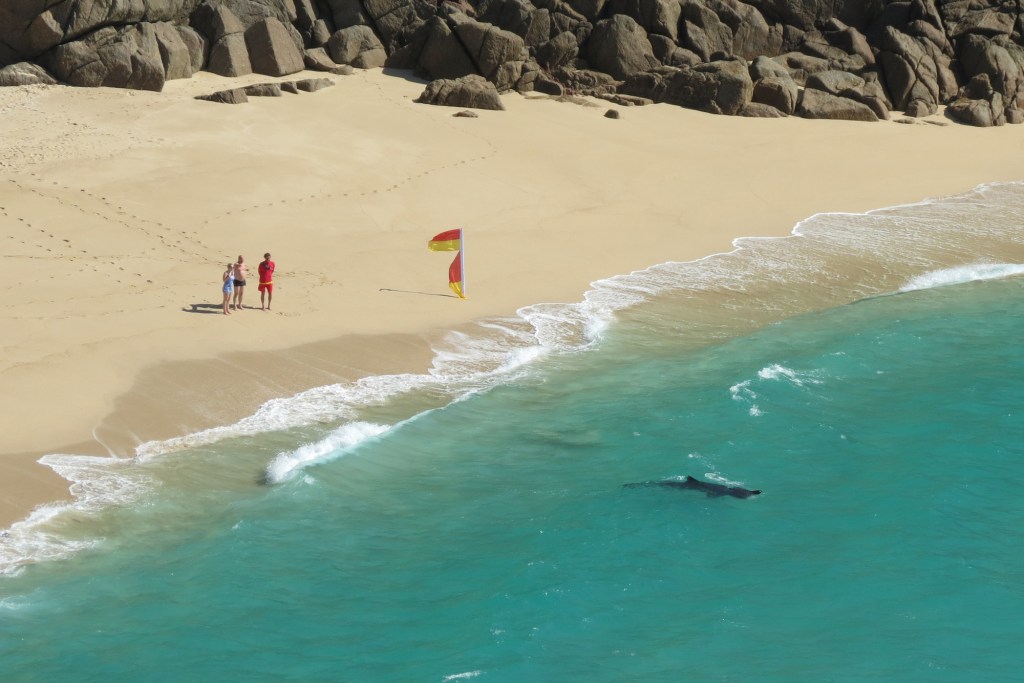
[2,183,1024,681]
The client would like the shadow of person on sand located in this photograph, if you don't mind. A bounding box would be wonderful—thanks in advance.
[183,303,229,314]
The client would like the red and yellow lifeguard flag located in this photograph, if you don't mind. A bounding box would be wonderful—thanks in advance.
[427,228,466,298]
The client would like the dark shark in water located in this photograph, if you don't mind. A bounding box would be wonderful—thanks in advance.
[624,476,762,499]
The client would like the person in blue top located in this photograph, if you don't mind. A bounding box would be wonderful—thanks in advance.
[221,262,234,315]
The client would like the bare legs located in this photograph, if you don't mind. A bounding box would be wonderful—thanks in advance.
[232,284,245,310]
[260,289,272,310]
[222,289,232,314]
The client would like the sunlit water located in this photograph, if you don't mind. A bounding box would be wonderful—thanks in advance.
[2,183,1023,681]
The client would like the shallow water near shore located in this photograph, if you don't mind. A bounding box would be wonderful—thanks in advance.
[1,183,1023,680]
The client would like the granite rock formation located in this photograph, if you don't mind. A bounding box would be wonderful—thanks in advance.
[2,0,1024,125]
[415,73,506,108]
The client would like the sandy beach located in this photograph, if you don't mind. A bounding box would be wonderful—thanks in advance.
[1,67,1021,528]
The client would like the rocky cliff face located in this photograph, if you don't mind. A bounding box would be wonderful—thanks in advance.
[1,0,1022,126]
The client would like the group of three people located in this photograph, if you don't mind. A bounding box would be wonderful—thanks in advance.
[222,253,275,315]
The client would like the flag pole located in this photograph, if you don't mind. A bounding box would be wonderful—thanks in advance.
[461,228,467,298]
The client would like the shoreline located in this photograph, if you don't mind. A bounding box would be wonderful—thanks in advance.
[2,68,1023,529]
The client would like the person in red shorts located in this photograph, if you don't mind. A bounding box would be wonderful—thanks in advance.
[258,252,275,310]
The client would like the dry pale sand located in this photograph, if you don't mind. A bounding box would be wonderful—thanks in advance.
[1,68,1022,528]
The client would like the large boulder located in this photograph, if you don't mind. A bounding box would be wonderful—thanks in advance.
[514,59,561,93]
[192,3,252,77]
[477,0,550,46]
[327,26,388,69]
[820,20,874,67]
[209,0,294,28]
[797,30,867,73]
[947,94,1005,127]
[771,51,832,85]
[174,25,208,76]
[946,72,1006,127]
[946,6,1016,39]
[321,0,370,32]
[752,75,797,114]
[706,0,784,60]
[304,47,339,71]
[245,17,305,77]
[678,0,734,61]
[648,35,700,67]
[606,0,682,43]
[153,23,204,80]
[411,16,479,81]
[416,74,506,110]
[619,58,753,115]
[536,31,579,69]
[0,62,58,87]
[749,54,791,81]
[0,0,200,67]
[797,88,878,121]
[586,14,658,80]
[292,0,320,30]
[362,0,428,52]
[523,8,554,48]
[958,34,1024,114]
[450,13,530,82]
[805,70,889,119]
[877,26,957,111]
[44,23,166,90]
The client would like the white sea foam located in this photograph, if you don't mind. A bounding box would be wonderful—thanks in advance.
[442,671,482,681]
[757,364,823,386]
[729,380,763,416]
[264,421,389,484]
[0,455,149,575]
[0,509,99,577]
[729,380,755,400]
[134,375,430,461]
[899,263,1024,293]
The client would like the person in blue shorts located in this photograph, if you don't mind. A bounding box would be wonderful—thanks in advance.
[222,262,234,315]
